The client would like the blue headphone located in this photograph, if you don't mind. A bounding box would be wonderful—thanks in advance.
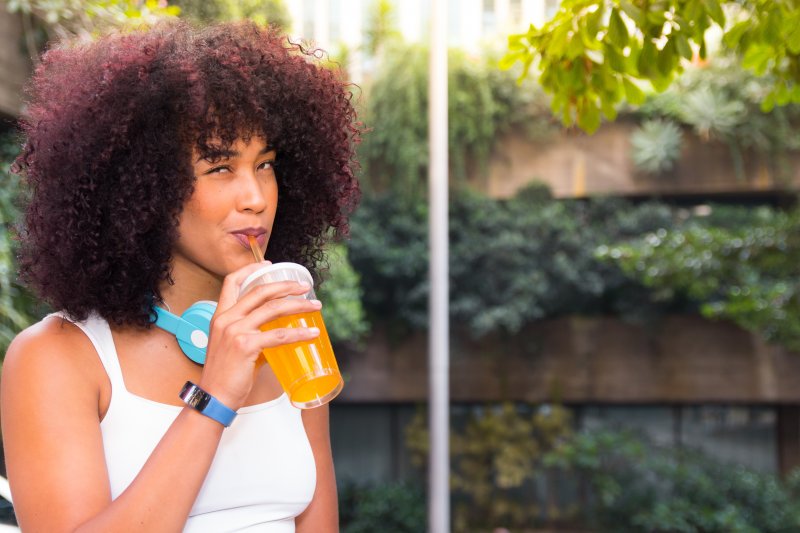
[152,301,217,365]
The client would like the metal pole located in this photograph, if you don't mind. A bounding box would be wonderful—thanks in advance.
[428,0,449,531]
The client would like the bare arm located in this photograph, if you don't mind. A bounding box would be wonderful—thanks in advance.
[295,404,338,533]
[2,326,227,532]
[2,263,323,532]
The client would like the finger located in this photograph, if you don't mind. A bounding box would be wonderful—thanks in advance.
[227,325,321,356]
[238,297,322,331]
[223,280,312,321]
[217,261,272,311]
[256,325,321,350]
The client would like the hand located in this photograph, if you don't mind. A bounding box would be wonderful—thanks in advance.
[197,261,322,410]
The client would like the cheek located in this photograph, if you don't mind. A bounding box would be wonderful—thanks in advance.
[183,184,228,222]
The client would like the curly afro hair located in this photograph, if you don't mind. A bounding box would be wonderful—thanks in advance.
[14,20,361,328]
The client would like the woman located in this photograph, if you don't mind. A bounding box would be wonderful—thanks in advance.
[1,20,359,532]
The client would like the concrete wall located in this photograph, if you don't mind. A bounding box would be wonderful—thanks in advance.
[338,315,800,404]
[477,120,800,199]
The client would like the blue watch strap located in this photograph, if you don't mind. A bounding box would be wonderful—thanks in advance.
[179,381,237,427]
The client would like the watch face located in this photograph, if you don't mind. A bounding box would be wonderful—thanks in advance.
[181,383,211,410]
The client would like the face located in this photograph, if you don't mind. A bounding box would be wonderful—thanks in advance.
[172,136,278,282]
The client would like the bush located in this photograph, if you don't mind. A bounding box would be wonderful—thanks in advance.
[350,186,800,350]
[338,481,426,533]
[545,429,800,532]
[348,187,682,338]
[0,129,46,358]
[598,204,800,351]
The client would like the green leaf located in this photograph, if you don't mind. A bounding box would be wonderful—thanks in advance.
[698,37,707,60]
[765,8,782,45]
[723,20,750,49]
[577,97,602,133]
[787,23,800,55]
[650,72,674,92]
[702,0,725,26]
[742,45,773,75]
[607,8,629,49]
[566,30,585,59]
[605,43,626,72]
[657,38,676,78]
[585,7,604,39]
[620,0,645,27]
[685,0,704,27]
[499,51,525,70]
[601,97,618,121]
[637,40,657,78]
[674,32,693,60]
[507,33,527,51]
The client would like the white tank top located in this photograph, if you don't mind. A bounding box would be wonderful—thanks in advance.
[59,313,316,532]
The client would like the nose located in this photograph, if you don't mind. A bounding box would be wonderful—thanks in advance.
[236,170,268,214]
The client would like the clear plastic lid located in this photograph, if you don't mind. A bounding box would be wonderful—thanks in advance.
[239,262,314,298]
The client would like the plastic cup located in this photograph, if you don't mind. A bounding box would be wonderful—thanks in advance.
[239,262,343,409]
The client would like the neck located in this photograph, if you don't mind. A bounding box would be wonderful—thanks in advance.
[160,259,223,315]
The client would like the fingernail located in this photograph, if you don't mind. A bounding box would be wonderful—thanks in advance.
[299,281,311,289]
[310,299,322,307]
[309,327,320,335]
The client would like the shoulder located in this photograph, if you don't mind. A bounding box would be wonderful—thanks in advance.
[2,315,106,407]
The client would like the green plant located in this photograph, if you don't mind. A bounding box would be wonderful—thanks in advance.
[338,481,426,533]
[630,119,683,174]
[317,244,369,347]
[0,130,46,358]
[637,59,800,181]
[502,0,800,132]
[405,402,573,532]
[597,206,800,351]
[360,43,542,197]
[348,188,680,338]
[173,0,291,29]
[545,429,800,532]
[7,0,180,61]
[362,0,401,58]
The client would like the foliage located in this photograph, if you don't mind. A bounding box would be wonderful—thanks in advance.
[0,131,46,358]
[351,188,800,350]
[6,0,179,58]
[362,0,401,58]
[173,0,290,30]
[636,59,800,180]
[338,480,426,533]
[348,187,679,338]
[545,429,800,532]
[597,205,800,351]
[317,244,369,347]
[360,43,547,197]
[630,119,684,174]
[405,402,573,532]
[502,0,800,133]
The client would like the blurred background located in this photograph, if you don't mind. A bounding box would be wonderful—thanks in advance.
[1,1,799,531]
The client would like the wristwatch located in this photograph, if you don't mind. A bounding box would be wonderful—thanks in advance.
[179,381,237,427]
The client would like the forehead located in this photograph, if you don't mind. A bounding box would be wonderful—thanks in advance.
[193,136,273,161]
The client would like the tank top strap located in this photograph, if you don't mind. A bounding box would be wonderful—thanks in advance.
[49,312,126,390]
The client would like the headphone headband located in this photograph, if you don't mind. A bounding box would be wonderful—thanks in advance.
[152,301,217,365]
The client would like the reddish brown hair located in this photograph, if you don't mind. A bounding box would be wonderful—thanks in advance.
[14,20,361,327]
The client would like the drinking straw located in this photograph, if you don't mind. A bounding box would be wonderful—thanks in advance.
[247,235,262,263]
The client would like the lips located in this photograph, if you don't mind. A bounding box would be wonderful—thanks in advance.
[230,229,268,250]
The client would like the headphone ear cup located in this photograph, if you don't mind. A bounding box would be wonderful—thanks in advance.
[177,301,217,365]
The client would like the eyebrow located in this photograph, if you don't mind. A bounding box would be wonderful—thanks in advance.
[197,144,276,162]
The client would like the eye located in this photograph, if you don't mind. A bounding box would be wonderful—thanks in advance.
[205,165,231,175]
[257,159,275,171]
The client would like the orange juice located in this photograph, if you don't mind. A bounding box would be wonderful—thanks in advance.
[260,310,343,408]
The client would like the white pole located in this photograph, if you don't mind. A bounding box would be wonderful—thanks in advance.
[428,0,449,531]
